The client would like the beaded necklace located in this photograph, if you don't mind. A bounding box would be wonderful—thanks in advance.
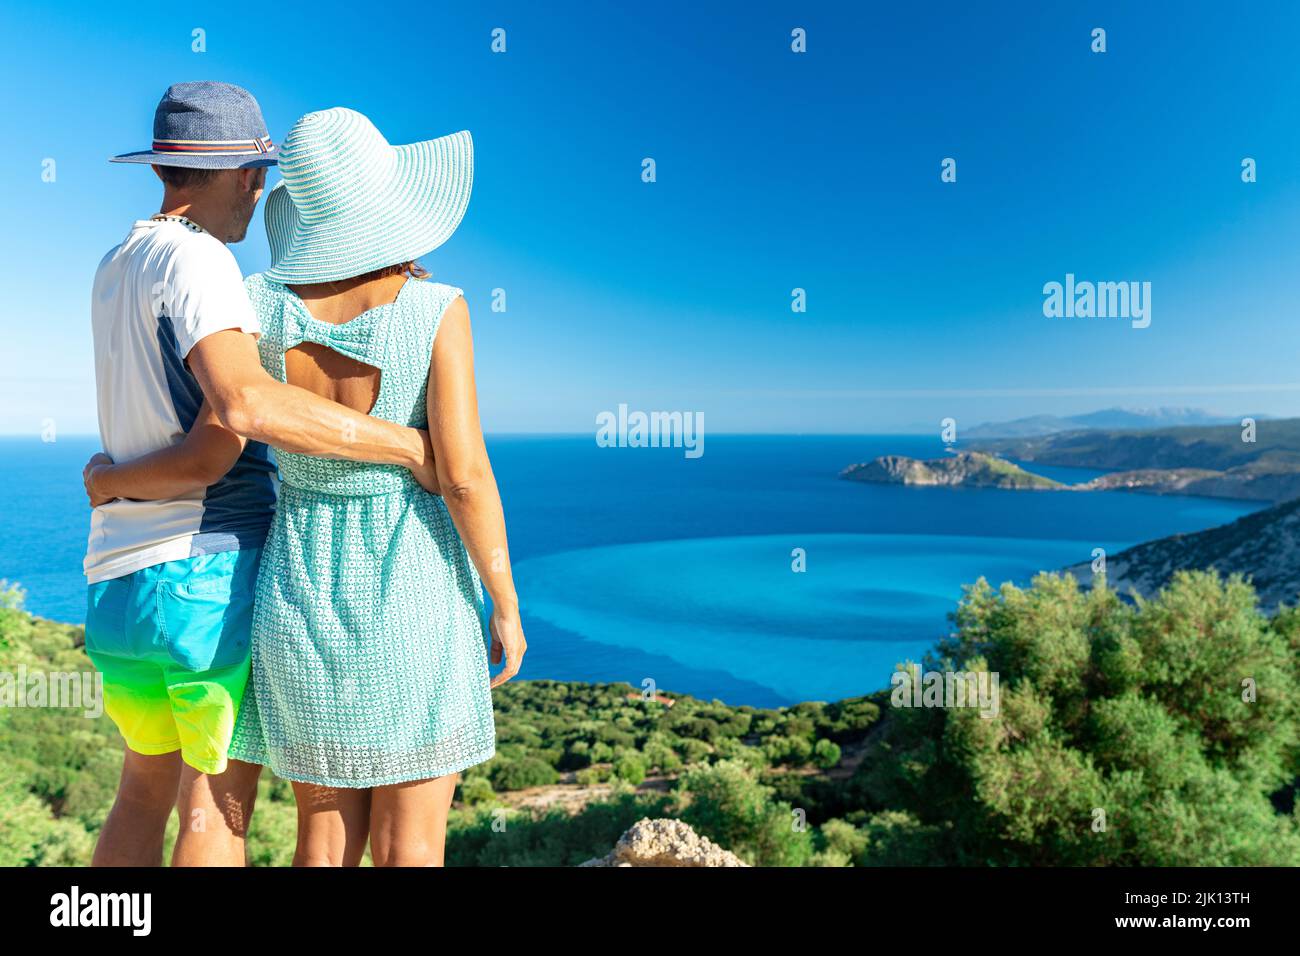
[150,214,207,234]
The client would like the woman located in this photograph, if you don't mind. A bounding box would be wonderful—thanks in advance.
[88,107,525,866]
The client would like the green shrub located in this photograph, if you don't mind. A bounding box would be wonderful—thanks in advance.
[812,738,842,770]
[676,760,813,867]
[858,571,1300,866]
[458,775,496,806]
[0,778,94,866]
[490,756,560,792]
[614,754,646,786]
[764,734,813,767]
[575,766,611,786]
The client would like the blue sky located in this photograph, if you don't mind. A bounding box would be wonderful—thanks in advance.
[2,0,1299,435]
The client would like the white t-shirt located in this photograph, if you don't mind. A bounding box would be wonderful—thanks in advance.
[84,219,278,583]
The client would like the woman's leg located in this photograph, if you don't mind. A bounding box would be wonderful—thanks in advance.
[369,774,459,867]
[291,782,371,866]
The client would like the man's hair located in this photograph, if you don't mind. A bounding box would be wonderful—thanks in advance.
[156,165,221,190]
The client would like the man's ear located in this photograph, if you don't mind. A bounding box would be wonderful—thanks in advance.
[238,167,267,193]
[151,165,166,183]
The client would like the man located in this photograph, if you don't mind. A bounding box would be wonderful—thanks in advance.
[81,81,439,866]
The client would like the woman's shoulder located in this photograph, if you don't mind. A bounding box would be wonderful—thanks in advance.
[408,279,464,307]
[405,279,465,327]
[243,271,285,304]
[242,273,293,334]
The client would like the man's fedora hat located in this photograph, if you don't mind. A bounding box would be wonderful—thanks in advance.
[111,81,278,169]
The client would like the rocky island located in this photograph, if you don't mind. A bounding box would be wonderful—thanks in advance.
[844,418,1300,505]
[839,451,1064,490]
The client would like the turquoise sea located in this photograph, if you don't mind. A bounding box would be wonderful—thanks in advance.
[0,435,1264,707]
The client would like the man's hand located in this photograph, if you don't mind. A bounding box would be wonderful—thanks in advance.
[410,429,442,495]
[83,452,116,507]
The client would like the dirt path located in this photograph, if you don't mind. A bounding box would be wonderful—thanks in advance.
[491,771,677,814]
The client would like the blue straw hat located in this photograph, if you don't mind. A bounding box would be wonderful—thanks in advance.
[263,108,472,284]
[111,81,278,169]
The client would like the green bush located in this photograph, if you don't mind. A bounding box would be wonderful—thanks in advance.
[858,571,1300,865]
[0,777,94,866]
[812,738,842,770]
[458,775,496,806]
[575,766,611,786]
[676,760,814,867]
[614,753,646,786]
[490,755,560,791]
[764,734,813,767]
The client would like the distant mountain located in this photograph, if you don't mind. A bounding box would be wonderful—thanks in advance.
[964,407,1258,439]
[970,417,1300,469]
[840,451,1063,490]
[1064,497,1300,609]
[1077,464,1300,503]
[964,418,1300,504]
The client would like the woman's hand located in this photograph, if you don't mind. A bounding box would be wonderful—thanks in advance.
[409,428,442,495]
[488,604,526,689]
[83,452,116,507]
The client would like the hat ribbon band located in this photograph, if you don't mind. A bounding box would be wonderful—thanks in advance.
[152,135,274,155]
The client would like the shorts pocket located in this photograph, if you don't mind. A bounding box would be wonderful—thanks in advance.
[155,574,252,673]
[85,579,131,658]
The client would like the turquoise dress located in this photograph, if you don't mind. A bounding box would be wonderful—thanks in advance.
[229,275,497,787]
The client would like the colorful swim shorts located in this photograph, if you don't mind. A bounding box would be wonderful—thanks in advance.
[85,548,262,775]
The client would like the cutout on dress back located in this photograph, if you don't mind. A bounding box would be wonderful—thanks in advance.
[284,343,383,416]
[281,279,408,416]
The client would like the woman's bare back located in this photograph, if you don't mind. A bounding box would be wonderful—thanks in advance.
[285,273,408,414]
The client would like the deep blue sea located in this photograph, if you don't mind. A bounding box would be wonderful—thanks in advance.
[0,435,1264,707]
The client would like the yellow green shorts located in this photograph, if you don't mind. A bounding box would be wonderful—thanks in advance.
[85,548,261,775]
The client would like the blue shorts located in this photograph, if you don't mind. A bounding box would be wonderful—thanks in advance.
[85,548,262,775]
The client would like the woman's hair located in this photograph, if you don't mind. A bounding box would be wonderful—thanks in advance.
[356,261,430,281]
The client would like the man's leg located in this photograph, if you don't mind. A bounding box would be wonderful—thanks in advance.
[92,748,182,867]
[172,759,262,866]
[87,572,186,867]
